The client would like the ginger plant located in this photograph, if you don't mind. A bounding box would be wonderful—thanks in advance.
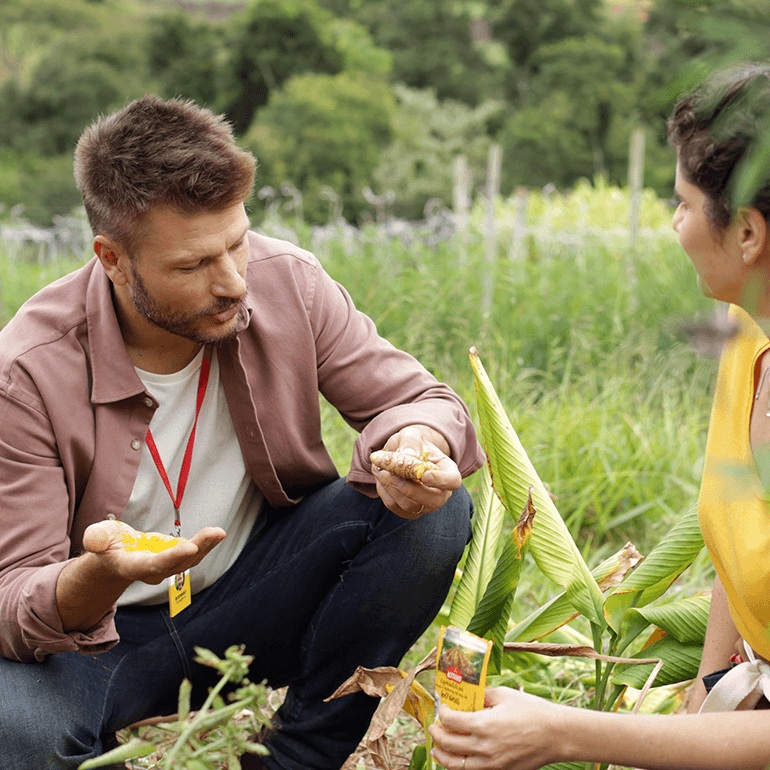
[339,347,709,770]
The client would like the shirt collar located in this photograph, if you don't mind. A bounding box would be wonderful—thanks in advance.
[85,263,146,405]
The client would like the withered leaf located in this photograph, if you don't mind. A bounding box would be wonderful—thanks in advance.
[597,542,644,591]
[325,666,404,701]
[502,641,658,665]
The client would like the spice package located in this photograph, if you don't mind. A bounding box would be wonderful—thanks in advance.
[435,625,493,712]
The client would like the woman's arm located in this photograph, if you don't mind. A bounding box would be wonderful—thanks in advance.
[687,574,741,712]
[429,686,770,770]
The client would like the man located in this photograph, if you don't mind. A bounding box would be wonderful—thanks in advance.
[0,95,484,769]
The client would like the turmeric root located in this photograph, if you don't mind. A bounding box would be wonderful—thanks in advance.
[120,532,182,553]
[370,450,439,481]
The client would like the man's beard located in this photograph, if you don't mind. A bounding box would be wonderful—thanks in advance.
[129,264,247,345]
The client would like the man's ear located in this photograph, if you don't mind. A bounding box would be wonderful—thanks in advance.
[94,235,130,286]
[736,206,769,266]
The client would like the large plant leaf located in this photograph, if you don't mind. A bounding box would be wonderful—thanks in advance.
[625,594,710,646]
[604,503,703,634]
[468,492,536,671]
[449,464,507,629]
[468,491,535,638]
[611,635,703,688]
[470,348,605,625]
[507,543,643,643]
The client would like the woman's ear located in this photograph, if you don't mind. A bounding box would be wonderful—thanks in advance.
[736,207,769,266]
[94,235,131,286]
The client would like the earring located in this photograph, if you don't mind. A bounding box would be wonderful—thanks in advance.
[743,253,749,263]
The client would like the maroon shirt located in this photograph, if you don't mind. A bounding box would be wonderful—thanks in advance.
[0,232,484,661]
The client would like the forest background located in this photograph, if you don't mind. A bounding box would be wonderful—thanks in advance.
[1,0,769,227]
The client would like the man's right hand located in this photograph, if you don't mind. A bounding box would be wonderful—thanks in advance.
[82,519,226,585]
[56,520,226,632]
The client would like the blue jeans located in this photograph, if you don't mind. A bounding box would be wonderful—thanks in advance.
[0,479,473,770]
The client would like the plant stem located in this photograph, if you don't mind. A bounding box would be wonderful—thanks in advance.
[163,674,230,767]
[590,623,605,711]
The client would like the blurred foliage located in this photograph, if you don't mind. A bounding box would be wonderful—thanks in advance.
[244,72,395,222]
[145,11,231,111]
[499,35,641,191]
[1,0,770,226]
[372,85,503,222]
[326,0,507,105]
[222,0,347,134]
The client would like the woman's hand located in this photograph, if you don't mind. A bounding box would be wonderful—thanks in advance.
[429,687,565,770]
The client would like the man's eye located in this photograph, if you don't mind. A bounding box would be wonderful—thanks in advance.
[180,262,203,273]
[668,194,684,210]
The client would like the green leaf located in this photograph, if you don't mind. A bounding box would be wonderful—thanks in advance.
[604,503,703,634]
[77,738,157,768]
[732,121,770,210]
[626,594,710,646]
[508,543,643,642]
[470,348,605,625]
[611,636,703,688]
[178,678,192,722]
[467,493,534,639]
[187,702,242,733]
[408,743,428,770]
[449,464,506,629]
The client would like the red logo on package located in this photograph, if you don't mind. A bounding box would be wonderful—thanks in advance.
[447,666,463,683]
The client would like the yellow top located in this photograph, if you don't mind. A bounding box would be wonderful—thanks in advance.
[699,305,770,658]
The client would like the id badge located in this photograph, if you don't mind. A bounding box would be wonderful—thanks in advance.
[168,571,191,617]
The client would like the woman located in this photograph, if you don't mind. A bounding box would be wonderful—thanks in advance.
[429,63,770,770]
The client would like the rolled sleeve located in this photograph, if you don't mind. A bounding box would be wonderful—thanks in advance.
[310,263,484,491]
[18,561,118,662]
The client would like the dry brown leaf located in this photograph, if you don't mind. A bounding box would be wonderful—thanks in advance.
[327,647,439,770]
[502,641,659,665]
[325,666,404,701]
[597,543,644,591]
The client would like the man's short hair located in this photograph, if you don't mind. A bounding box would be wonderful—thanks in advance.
[74,95,256,254]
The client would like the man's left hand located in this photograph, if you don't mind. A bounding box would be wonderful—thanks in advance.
[371,424,462,519]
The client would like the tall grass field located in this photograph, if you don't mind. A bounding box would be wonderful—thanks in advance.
[0,183,720,760]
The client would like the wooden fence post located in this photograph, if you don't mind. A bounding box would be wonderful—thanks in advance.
[509,186,529,261]
[453,155,471,263]
[483,143,502,319]
[628,127,645,250]
[627,128,645,309]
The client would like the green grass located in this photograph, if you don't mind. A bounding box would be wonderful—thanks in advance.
[2,184,719,764]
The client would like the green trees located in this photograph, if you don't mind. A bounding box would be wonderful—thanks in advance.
[498,35,640,191]
[244,72,395,223]
[372,86,502,221]
[2,0,770,228]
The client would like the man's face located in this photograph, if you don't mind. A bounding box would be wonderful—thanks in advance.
[127,203,250,344]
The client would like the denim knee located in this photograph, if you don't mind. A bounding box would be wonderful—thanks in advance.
[407,483,474,566]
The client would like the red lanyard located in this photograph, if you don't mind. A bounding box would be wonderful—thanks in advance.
[145,346,212,537]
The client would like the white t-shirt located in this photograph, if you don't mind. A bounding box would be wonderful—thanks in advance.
[118,347,262,606]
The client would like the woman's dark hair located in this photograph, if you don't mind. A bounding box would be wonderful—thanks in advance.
[667,63,770,228]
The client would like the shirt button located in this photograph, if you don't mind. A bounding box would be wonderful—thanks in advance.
[144,397,154,408]
[131,439,141,450]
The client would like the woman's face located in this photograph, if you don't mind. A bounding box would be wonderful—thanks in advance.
[672,163,745,304]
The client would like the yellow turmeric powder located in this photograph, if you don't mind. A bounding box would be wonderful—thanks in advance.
[120,532,182,553]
